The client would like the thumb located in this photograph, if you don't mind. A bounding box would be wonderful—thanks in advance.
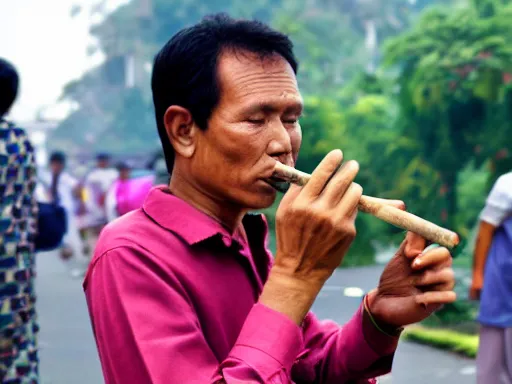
[404,231,427,259]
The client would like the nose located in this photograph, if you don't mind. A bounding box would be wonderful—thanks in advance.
[267,119,293,165]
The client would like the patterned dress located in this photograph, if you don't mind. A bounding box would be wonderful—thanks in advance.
[0,119,39,383]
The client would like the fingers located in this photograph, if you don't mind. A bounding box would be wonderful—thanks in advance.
[414,268,455,290]
[412,247,452,270]
[415,291,457,306]
[321,160,360,205]
[334,182,363,218]
[363,196,406,211]
[404,231,427,259]
[301,150,343,198]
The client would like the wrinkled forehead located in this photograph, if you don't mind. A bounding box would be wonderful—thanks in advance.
[216,50,302,109]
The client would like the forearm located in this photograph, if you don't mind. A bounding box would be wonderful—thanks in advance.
[472,221,495,281]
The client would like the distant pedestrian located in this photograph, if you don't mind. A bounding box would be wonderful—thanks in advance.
[39,151,88,277]
[471,171,512,384]
[81,153,118,254]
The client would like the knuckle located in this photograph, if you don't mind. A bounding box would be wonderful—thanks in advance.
[338,222,356,238]
[445,268,455,281]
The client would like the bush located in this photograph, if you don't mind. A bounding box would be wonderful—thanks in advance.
[403,326,479,358]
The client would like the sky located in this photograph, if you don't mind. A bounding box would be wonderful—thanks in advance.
[0,0,127,122]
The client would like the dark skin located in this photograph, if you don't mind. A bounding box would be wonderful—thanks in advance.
[469,221,495,300]
[165,50,456,327]
[119,168,131,181]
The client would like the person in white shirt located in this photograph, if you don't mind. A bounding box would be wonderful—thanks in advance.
[471,171,512,383]
[81,153,119,254]
[41,152,89,277]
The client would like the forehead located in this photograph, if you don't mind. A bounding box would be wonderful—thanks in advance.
[216,50,302,108]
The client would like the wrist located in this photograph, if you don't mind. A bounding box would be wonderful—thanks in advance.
[365,289,403,335]
[259,267,320,325]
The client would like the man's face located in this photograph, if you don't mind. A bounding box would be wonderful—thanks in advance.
[97,159,109,168]
[119,168,130,180]
[189,50,303,210]
[50,161,64,175]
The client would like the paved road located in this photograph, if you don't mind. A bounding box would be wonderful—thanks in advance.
[36,252,475,384]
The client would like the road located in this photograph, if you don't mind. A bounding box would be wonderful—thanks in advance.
[36,251,476,384]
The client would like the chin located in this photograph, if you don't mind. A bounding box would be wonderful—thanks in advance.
[241,188,277,211]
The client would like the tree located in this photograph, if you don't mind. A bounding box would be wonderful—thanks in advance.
[382,1,512,233]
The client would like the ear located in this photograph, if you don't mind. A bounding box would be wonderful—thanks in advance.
[163,106,198,159]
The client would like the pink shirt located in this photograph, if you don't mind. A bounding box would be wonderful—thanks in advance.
[84,187,399,384]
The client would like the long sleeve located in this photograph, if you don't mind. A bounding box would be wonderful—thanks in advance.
[85,245,305,384]
[291,304,399,383]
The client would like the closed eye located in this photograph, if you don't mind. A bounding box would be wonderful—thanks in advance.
[247,119,265,125]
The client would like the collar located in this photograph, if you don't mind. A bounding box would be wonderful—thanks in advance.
[142,186,268,247]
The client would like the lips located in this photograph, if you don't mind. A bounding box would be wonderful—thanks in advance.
[265,176,290,193]
[261,160,294,193]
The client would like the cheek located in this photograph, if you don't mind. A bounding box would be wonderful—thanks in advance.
[210,125,266,165]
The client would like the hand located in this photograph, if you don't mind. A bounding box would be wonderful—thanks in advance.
[260,150,362,323]
[469,278,482,301]
[368,232,457,328]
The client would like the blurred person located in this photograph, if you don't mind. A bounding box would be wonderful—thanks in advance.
[84,14,456,384]
[470,171,512,384]
[81,153,118,255]
[39,152,88,277]
[0,58,39,382]
[147,150,169,185]
[105,162,155,222]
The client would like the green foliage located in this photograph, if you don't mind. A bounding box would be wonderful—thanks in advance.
[403,326,479,358]
[49,0,512,267]
[381,1,512,232]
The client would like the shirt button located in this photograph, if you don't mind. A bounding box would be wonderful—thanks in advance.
[222,236,232,247]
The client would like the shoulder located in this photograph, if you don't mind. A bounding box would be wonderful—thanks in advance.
[91,209,186,264]
[84,209,189,289]
[0,121,31,146]
[488,173,512,202]
[494,173,512,191]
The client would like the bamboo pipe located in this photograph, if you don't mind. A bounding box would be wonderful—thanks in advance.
[271,162,460,249]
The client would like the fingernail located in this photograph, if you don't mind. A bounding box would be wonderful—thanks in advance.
[413,256,422,268]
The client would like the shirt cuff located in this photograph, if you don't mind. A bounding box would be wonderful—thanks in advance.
[361,299,400,357]
[229,303,304,378]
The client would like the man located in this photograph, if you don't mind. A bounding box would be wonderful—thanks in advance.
[81,153,118,254]
[0,58,39,382]
[40,151,88,277]
[84,14,456,383]
[470,171,512,384]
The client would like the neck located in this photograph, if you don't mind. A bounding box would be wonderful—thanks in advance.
[169,167,247,233]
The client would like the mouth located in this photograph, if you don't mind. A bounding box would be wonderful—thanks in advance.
[263,176,290,193]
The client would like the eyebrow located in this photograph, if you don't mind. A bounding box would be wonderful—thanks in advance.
[243,102,303,116]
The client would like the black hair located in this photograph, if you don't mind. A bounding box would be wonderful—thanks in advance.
[96,153,111,161]
[151,13,299,173]
[116,161,131,171]
[49,151,66,164]
[0,58,19,118]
